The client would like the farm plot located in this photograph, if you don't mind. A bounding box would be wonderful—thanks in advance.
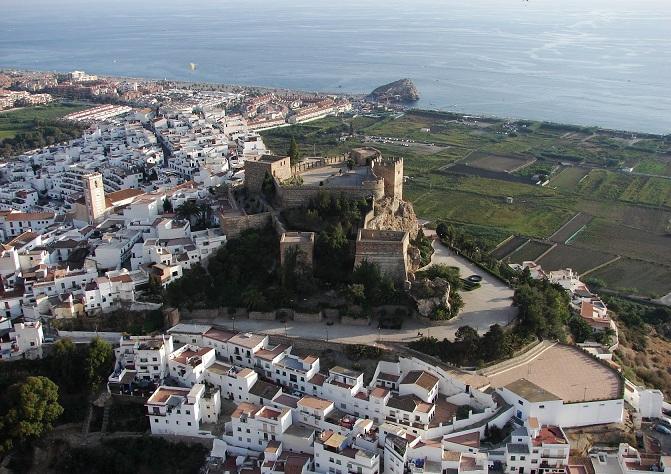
[490,236,528,260]
[572,220,671,267]
[463,151,535,173]
[441,163,534,184]
[574,200,671,234]
[536,243,616,274]
[548,212,593,243]
[589,258,671,298]
[635,155,671,177]
[549,166,590,192]
[506,240,555,264]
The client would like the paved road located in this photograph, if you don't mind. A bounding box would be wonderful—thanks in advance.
[200,236,516,345]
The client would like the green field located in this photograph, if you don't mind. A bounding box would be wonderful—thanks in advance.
[261,110,671,298]
[0,102,89,140]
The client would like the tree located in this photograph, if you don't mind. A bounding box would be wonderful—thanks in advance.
[569,316,593,343]
[0,376,63,454]
[163,198,173,213]
[84,338,114,394]
[436,222,449,239]
[50,338,80,392]
[349,122,355,136]
[241,288,267,311]
[288,137,301,165]
[346,159,355,171]
[175,200,200,223]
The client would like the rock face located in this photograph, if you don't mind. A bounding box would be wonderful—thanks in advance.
[368,79,419,103]
[366,198,420,240]
[410,277,451,318]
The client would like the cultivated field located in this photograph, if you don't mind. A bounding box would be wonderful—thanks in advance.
[0,102,89,140]
[589,258,671,298]
[549,212,593,244]
[506,240,554,264]
[635,155,671,177]
[549,166,591,192]
[536,243,616,274]
[573,220,671,267]
[463,151,535,173]
[490,236,528,260]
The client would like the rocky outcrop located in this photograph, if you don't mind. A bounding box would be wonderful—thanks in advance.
[368,79,419,103]
[410,277,451,317]
[366,197,420,240]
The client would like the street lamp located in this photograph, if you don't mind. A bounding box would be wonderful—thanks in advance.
[232,316,236,330]
[325,326,329,342]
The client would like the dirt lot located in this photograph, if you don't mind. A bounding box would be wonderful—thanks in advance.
[463,151,536,173]
[549,212,594,244]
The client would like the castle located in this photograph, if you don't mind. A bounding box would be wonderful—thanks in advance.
[224,147,414,283]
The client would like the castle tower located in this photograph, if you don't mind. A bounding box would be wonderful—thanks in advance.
[373,157,403,200]
[82,172,106,224]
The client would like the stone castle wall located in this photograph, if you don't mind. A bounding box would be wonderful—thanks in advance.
[245,156,291,193]
[354,230,409,283]
[219,211,272,238]
[372,157,403,200]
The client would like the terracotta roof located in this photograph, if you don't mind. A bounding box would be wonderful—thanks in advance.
[4,211,55,221]
[106,188,144,204]
[401,370,439,391]
[298,396,333,411]
[203,327,237,343]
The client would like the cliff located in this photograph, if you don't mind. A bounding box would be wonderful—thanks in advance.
[366,197,420,240]
[368,79,419,103]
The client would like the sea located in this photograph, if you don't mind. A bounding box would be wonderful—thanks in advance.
[1,0,670,134]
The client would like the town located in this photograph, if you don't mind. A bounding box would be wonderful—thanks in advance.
[0,68,669,473]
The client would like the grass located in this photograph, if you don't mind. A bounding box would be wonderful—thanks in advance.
[0,102,89,140]
[634,156,671,177]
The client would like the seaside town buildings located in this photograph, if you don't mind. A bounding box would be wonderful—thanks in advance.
[101,323,627,474]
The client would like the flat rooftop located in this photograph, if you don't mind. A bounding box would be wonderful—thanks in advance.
[487,344,622,402]
[359,228,407,242]
[281,232,314,244]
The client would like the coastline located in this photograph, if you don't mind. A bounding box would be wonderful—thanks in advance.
[1,66,668,138]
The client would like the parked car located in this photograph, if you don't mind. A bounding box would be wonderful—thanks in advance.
[654,424,671,435]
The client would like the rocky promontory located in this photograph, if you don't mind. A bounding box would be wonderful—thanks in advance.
[368,78,419,103]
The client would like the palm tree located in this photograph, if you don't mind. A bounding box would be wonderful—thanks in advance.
[176,200,200,223]
[242,288,266,311]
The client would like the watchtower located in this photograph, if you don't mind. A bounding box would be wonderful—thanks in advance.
[373,157,403,200]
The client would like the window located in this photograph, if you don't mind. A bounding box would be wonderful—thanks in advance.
[511,456,516,461]
[187,422,192,426]
[539,405,545,408]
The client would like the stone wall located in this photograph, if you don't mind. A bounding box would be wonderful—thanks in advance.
[294,311,322,322]
[249,311,275,321]
[372,157,403,200]
[291,155,346,174]
[219,211,272,238]
[354,229,409,283]
[244,156,292,193]
[277,181,384,208]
